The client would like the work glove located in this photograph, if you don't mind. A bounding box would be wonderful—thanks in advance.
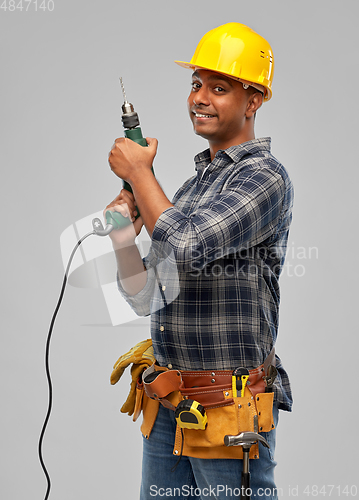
[110,338,155,416]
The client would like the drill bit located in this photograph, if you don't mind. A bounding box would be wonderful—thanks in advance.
[120,77,128,104]
[120,77,134,115]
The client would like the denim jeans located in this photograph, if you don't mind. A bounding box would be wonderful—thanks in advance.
[140,403,279,499]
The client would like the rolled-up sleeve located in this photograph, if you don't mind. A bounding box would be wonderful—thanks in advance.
[116,262,156,317]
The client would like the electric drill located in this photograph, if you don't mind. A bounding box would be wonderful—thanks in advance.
[105,77,151,230]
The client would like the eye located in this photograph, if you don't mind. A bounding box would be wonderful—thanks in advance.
[214,86,226,93]
[191,81,201,91]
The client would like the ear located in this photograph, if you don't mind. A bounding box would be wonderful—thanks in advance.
[246,93,263,118]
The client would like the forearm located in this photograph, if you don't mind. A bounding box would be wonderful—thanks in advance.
[130,168,174,236]
[114,242,147,296]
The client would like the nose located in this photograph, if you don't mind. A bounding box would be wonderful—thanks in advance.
[192,86,210,107]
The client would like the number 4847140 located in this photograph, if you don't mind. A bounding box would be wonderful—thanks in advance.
[1,0,54,11]
[303,485,358,497]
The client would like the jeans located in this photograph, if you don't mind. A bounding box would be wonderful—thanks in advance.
[140,403,279,499]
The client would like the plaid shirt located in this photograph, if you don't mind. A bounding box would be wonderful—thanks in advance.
[119,138,294,411]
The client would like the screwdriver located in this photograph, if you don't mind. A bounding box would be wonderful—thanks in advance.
[105,77,153,230]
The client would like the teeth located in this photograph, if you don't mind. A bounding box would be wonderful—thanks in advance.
[195,113,213,118]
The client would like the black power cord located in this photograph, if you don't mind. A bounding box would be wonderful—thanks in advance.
[38,230,95,500]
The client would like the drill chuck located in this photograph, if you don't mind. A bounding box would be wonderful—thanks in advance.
[122,110,140,130]
[122,101,134,114]
[121,98,140,129]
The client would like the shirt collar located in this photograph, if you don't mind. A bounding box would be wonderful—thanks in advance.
[194,137,272,173]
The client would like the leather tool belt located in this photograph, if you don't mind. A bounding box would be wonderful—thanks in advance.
[142,364,268,409]
[139,348,276,460]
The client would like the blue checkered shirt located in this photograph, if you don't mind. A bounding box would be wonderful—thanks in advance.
[119,138,294,411]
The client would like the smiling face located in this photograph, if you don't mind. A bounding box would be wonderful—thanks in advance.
[187,69,262,158]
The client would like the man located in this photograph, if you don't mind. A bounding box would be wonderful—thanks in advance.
[107,23,293,500]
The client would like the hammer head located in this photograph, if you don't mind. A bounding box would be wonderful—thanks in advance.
[224,431,270,449]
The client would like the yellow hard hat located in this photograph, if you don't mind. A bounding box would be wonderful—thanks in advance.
[175,23,274,101]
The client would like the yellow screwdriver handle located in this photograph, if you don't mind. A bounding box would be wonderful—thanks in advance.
[232,376,238,398]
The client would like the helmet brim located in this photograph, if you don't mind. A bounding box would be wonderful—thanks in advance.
[174,60,195,70]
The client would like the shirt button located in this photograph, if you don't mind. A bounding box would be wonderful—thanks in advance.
[160,326,164,331]
[162,285,166,291]
[168,363,173,369]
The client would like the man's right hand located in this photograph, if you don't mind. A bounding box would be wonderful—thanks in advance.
[104,189,144,248]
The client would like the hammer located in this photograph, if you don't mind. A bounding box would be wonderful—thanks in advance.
[224,431,270,500]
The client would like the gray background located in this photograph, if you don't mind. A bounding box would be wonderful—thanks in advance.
[1,0,358,499]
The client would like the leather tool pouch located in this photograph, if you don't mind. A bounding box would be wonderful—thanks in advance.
[174,388,275,459]
[140,363,275,459]
[142,364,183,409]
